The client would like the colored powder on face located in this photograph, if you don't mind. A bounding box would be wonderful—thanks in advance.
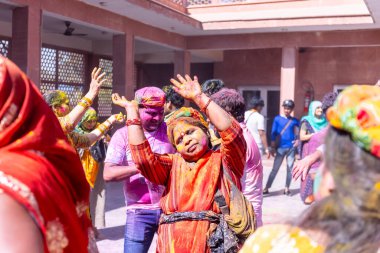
[173,122,192,152]
[81,108,98,123]
[139,107,164,131]
[173,122,209,156]
[176,145,184,152]
[200,134,208,146]
[58,106,67,114]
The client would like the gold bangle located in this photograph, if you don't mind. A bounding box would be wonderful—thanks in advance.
[80,99,91,107]
[78,101,89,108]
[96,123,109,135]
[82,97,93,105]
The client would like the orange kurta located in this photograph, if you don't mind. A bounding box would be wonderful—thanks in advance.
[130,119,246,253]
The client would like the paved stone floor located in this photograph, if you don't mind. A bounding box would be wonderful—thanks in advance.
[96,157,309,252]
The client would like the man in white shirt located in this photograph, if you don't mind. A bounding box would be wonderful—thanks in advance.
[244,97,270,157]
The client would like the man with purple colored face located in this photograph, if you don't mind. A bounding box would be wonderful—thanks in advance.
[103,87,175,253]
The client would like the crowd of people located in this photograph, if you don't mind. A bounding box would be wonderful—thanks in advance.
[0,55,379,253]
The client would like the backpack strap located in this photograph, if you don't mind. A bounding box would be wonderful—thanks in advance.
[214,189,230,215]
[214,161,233,216]
[244,110,254,124]
[280,118,293,136]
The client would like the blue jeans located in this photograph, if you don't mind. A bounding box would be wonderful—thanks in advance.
[265,147,295,189]
[124,209,161,253]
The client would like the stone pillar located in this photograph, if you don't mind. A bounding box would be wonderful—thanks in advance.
[280,47,298,112]
[112,33,135,113]
[174,50,191,77]
[11,6,42,87]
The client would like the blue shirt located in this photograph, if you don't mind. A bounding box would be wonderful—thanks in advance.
[271,115,299,148]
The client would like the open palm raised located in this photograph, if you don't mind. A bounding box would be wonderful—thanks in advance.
[170,74,202,100]
[112,93,137,108]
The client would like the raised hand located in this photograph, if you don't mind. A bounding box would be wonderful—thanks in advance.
[89,67,107,96]
[170,74,202,101]
[112,93,137,108]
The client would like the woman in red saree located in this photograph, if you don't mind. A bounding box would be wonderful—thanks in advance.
[112,74,248,252]
[0,56,97,252]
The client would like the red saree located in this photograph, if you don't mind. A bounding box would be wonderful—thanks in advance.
[0,56,95,252]
[130,119,246,252]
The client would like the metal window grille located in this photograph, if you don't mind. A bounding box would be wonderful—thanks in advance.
[0,39,10,57]
[98,58,113,117]
[187,0,248,5]
[187,0,212,5]
[41,47,57,82]
[40,47,86,108]
[58,51,85,84]
[172,0,186,6]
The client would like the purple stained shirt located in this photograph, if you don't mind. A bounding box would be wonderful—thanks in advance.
[105,123,175,210]
[240,123,264,227]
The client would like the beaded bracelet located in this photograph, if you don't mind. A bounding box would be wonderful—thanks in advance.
[126,118,142,126]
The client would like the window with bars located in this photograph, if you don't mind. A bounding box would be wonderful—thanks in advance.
[98,58,113,117]
[0,39,10,57]
[40,47,86,108]
[187,0,248,5]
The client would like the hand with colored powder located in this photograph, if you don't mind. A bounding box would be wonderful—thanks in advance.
[111,93,138,108]
[170,74,202,101]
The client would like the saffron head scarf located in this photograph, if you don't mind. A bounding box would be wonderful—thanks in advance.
[0,56,93,252]
[135,87,165,108]
[301,100,328,132]
[327,85,380,158]
[166,107,209,146]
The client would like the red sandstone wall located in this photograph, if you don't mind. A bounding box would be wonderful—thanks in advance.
[191,63,214,85]
[214,47,380,118]
[214,49,282,89]
[296,46,380,116]
[138,63,174,88]
[138,63,214,88]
